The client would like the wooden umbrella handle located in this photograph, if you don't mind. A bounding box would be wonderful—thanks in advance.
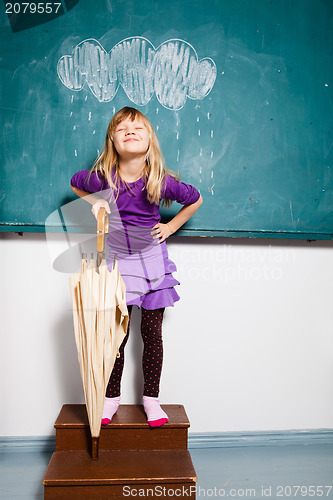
[97,208,109,254]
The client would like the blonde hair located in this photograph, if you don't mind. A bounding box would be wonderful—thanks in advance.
[89,107,180,208]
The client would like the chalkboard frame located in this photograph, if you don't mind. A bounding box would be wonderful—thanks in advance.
[1,0,333,240]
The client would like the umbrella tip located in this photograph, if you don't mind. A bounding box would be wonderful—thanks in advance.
[91,436,99,460]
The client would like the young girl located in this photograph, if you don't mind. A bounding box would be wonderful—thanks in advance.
[70,107,202,428]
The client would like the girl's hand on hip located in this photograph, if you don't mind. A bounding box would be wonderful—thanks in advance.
[151,223,174,244]
[91,199,111,220]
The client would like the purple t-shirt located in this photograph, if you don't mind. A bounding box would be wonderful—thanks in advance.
[70,169,200,228]
[70,169,199,308]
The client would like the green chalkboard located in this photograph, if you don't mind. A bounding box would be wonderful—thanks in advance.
[1,0,333,238]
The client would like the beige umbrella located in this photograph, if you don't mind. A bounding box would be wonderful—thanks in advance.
[69,208,129,460]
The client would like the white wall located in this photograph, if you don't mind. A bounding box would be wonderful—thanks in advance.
[1,232,333,436]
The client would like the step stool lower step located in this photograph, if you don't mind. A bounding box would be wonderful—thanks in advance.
[43,449,197,500]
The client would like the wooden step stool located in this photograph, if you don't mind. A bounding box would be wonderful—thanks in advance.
[43,404,197,499]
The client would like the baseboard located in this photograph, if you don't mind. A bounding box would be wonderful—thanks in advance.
[0,435,56,453]
[188,428,333,448]
[1,429,333,453]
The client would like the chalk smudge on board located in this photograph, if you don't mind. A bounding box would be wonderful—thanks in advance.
[289,201,294,225]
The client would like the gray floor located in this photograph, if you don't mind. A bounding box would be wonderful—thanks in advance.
[0,444,332,499]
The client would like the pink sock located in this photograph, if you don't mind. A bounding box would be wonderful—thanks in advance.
[101,396,120,425]
[143,395,168,428]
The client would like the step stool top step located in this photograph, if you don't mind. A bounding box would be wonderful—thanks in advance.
[55,405,190,429]
[43,450,197,486]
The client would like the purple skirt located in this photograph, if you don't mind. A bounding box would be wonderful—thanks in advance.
[106,222,180,310]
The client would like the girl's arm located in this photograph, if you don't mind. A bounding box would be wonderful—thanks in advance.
[151,194,203,243]
[70,185,111,219]
[167,194,203,233]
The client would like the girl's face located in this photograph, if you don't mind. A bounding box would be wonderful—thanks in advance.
[112,117,150,160]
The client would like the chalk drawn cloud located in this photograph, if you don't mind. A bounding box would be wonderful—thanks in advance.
[57,37,217,110]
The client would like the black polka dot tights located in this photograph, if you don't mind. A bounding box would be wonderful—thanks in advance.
[106,305,165,398]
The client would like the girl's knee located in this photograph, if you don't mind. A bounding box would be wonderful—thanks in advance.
[141,307,164,341]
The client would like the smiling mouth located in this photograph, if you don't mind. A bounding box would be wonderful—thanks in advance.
[124,138,139,142]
